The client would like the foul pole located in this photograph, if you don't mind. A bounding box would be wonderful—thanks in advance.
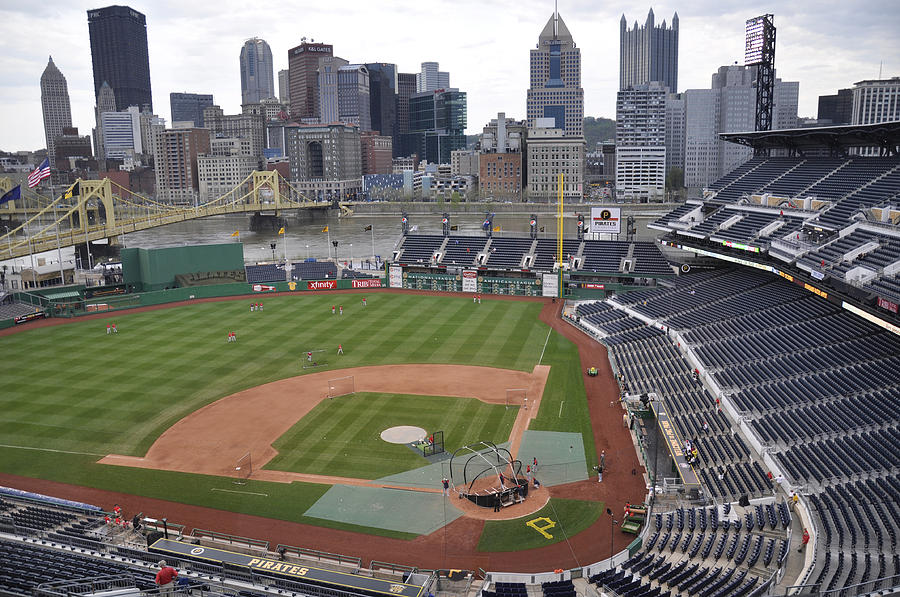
[557,172,564,298]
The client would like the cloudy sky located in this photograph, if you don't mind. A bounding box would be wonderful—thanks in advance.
[1,0,897,152]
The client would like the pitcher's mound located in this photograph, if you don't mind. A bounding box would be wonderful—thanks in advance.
[381,426,427,444]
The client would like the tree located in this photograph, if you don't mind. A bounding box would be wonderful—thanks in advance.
[666,167,684,191]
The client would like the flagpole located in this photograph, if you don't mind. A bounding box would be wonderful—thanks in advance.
[370,225,375,268]
[23,194,36,288]
[326,226,331,262]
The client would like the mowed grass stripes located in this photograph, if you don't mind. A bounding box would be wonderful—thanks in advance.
[266,392,518,479]
[0,294,545,461]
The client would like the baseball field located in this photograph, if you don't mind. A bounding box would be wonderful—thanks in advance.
[0,291,614,552]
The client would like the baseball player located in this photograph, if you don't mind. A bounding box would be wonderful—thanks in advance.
[332,305,336,314]
[337,343,343,355]
[339,305,343,315]
[307,351,312,362]
[112,323,117,333]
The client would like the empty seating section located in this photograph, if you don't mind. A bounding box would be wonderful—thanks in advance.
[245,263,285,282]
[712,158,801,202]
[693,156,900,236]
[632,243,673,276]
[291,261,337,280]
[596,267,900,595]
[808,157,900,204]
[760,159,847,198]
[593,503,787,597]
[707,157,765,191]
[867,275,900,302]
[0,540,156,594]
[683,207,732,237]
[796,229,900,275]
[533,239,581,271]
[482,581,527,597]
[713,211,779,244]
[0,301,38,320]
[581,241,629,272]
[441,236,487,266]
[397,235,444,263]
[651,202,698,228]
[484,237,533,268]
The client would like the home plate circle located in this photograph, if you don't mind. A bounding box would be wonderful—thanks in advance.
[380,426,427,444]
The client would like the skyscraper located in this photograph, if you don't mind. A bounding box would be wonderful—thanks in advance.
[240,38,275,104]
[615,82,668,201]
[620,9,679,92]
[395,73,417,155]
[288,41,333,120]
[170,92,214,127]
[40,56,73,169]
[416,62,449,93]
[278,69,290,103]
[338,65,371,131]
[87,5,152,111]
[526,9,584,137]
[317,56,349,124]
[365,63,398,137]
[402,89,467,164]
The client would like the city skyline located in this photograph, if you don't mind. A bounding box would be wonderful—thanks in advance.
[1,0,897,152]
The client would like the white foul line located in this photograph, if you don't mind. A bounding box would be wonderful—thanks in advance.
[0,444,105,457]
[539,328,552,364]
[559,401,564,418]
[210,488,269,497]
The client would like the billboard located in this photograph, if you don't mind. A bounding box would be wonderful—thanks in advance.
[351,278,383,289]
[462,270,478,293]
[307,280,337,291]
[590,207,621,234]
[542,272,559,297]
[389,265,403,288]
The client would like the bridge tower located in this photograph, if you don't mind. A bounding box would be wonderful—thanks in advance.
[75,179,118,238]
[251,171,281,213]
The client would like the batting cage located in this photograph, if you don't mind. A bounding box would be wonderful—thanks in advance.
[448,441,528,509]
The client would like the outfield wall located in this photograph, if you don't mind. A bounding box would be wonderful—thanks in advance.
[122,243,245,291]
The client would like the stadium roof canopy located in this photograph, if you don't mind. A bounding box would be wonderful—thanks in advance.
[720,121,900,154]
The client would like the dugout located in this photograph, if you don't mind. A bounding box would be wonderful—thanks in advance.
[122,243,246,292]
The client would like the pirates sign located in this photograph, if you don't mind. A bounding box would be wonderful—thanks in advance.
[590,207,621,234]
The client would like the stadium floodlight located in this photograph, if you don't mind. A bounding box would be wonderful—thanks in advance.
[744,16,766,65]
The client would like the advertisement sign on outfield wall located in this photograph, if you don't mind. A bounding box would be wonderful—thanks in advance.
[462,270,477,293]
[307,280,337,290]
[351,279,383,289]
[389,266,403,288]
[542,272,559,297]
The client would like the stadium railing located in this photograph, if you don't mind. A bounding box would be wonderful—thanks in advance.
[276,543,362,572]
[191,528,269,551]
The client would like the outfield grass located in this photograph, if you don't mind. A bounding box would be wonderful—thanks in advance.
[0,293,545,459]
[477,498,605,552]
[267,392,518,478]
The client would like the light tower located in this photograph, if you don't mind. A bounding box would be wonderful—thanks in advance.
[745,15,776,136]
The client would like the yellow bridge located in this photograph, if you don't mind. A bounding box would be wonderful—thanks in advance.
[0,171,355,261]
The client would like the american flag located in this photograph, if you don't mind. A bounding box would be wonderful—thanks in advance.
[27,158,51,188]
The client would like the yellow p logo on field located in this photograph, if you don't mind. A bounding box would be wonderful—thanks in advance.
[526,517,556,539]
